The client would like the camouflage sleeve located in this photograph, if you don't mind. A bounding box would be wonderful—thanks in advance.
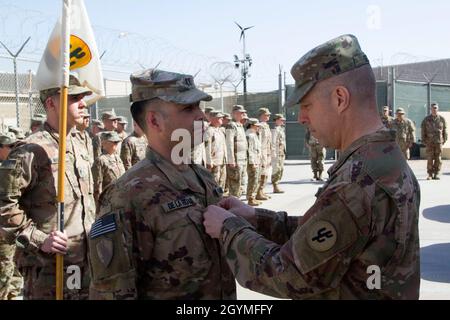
[443,116,448,143]
[254,208,299,245]
[220,186,366,299]
[204,130,213,167]
[120,139,133,171]
[0,148,48,252]
[247,136,257,165]
[92,158,103,204]
[225,125,236,165]
[421,119,427,145]
[409,120,416,144]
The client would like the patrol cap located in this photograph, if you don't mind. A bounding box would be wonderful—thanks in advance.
[223,113,231,120]
[285,34,370,108]
[31,114,46,124]
[0,132,17,146]
[383,106,390,111]
[8,126,25,139]
[247,118,262,126]
[396,108,406,114]
[258,107,272,116]
[210,111,225,118]
[273,113,286,121]
[92,119,103,127]
[204,107,215,114]
[102,111,120,121]
[232,105,247,113]
[117,116,128,124]
[129,69,212,105]
[39,74,93,103]
[101,131,122,143]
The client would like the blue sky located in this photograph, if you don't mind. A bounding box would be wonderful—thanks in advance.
[1,0,450,92]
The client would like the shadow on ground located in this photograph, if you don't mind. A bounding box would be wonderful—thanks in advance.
[421,243,450,283]
[280,180,326,186]
[422,205,450,223]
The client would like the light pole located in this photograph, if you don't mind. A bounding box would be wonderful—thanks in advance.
[233,22,254,106]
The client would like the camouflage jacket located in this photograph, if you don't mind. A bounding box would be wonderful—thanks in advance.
[259,122,272,162]
[225,120,248,164]
[220,129,421,299]
[247,131,261,166]
[391,118,416,145]
[74,129,94,166]
[92,133,102,161]
[89,147,236,300]
[421,115,448,145]
[272,125,286,158]
[0,123,95,268]
[93,153,125,204]
[120,132,148,171]
[205,126,226,167]
[305,128,323,147]
[381,115,394,129]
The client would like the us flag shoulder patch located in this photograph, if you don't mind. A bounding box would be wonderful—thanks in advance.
[90,214,117,239]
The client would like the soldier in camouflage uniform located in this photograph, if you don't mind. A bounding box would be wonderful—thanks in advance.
[225,105,249,198]
[271,114,286,193]
[116,116,129,141]
[93,111,120,160]
[88,69,236,300]
[93,132,125,205]
[205,111,227,190]
[391,108,416,159]
[26,114,47,137]
[246,119,262,206]
[421,103,448,180]
[305,127,326,181]
[0,133,24,300]
[75,109,94,166]
[256,108,273,201]
[203,34,421,300]
[0,75,95,300]
[120,121,148,171]
[221,113,232,195]
[8,126,25,141]
[381,106,393,128]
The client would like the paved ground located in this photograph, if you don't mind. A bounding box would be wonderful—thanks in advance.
[236,159,450,300]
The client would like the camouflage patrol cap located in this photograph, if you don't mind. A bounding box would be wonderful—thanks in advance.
[0,132,17,145]
[396,108,406,114]
[102,111,120,121]
[383,106,390,111]
[204,107,215,114]
[39,74,93,103]
[247,118,262,126]
[101,131,122,143]
[117,116,128,124]
[31,114,46,124]
[232,105,247,113]
[285,34,370,108]
[258,107,272,116]
[223,113,231,120]
[129,69,212,105]
[210,111,225,118]
[273,113,286,121]
[92,119,103,127]
[8,126,25,140]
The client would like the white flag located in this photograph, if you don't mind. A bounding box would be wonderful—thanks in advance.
[36,0,105,103]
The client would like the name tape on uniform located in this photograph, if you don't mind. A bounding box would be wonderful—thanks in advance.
[162,196,197,213]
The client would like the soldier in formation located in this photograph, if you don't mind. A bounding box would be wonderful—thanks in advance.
[246,118,263,206]
[120,121,148,171]
[421,103,448,180]
[305,127,326,181]
[271,114,286,193]
[205,111,227,190]
[391,107,416,159]
[256,108,273,201]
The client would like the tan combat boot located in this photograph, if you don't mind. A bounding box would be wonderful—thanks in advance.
[273,183,285,194]
[255,186,269,200]
[260,175,272,199]
[317,171,324,181]
[248,196,260,206]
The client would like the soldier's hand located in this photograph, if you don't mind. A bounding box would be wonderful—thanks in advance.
[41,231,68,255]
[219,196,256,225]
[203,205,236,239]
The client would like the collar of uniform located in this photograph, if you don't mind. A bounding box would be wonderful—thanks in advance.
[328,129,395,176]
[146,147,204,193]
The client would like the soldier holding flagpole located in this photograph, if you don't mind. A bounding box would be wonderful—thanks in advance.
[0,0,104,300]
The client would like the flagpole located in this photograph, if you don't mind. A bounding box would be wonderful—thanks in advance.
[56,0,71,301]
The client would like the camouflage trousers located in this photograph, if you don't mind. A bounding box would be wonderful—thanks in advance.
[259,154,272,176]
[271,155,285,185]
[210,165,227,190]
[246,164,260,198]
[227,160,247,197]
[310,146,325,172]
[0,242,23,300]
[21,263,90,300]
[397,141,411,159]
[426,144,443,175]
